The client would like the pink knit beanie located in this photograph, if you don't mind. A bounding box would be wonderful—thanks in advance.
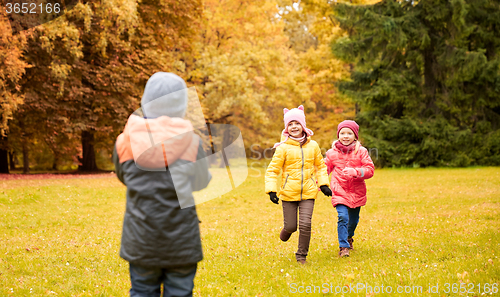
[337,120,359,140]
[273,105,314,148]
[283,105,313,136]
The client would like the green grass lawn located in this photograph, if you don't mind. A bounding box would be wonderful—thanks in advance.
[0,166,499,296]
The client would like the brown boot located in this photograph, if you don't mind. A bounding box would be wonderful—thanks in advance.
[339,247,350,257]
[347,237,354,250]
[280,229,292,242]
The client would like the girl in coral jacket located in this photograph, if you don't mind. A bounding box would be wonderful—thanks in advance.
[265,105,332,264]
[325,120,375,258]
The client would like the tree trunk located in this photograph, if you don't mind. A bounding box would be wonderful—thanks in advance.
[219,126,232,168]
[0,136,8,173]
[79,130,98,171]
[52,157,58,171]
[423,46,438,115]
[0,148,8,173]
[47,143,59,171]
[22,138,29,174]
[50,146,58,171]
[9,152,16,171]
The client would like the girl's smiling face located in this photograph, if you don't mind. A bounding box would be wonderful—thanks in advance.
[287,121,303,138]
[338,127,356,145]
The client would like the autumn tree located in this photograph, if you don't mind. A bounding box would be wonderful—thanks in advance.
[185,0,313,157]
[332,0,500,167]
[0,12,28,173]
[275,0,379,150]
[10,0,202,172]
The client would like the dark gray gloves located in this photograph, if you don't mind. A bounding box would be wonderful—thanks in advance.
[269,192,279,204]
[320,185,332,197]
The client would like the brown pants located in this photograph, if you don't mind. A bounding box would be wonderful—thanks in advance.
[282,199,315,261]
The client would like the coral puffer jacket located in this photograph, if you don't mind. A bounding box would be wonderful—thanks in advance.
[265,137,329,201]
[324,141,375,208]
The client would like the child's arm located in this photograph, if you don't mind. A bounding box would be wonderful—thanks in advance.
[354,149,375,180]
[265,146,286,194]
[112,145,126,185]
[314,144,330,187]
[324,149,334,175]
[191,139,212,192]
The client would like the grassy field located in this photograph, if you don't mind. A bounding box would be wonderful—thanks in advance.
[0,166,499,296]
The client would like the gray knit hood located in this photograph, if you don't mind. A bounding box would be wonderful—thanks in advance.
[141,72,188,119]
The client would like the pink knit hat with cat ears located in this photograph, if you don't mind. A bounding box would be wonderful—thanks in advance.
[273,105,314,148]
[283,105,314,136]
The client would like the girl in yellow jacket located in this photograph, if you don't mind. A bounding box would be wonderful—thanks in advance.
[265,105,332,264]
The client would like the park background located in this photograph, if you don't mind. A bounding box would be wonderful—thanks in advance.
[0,0,499,296]
[1,0,499,172]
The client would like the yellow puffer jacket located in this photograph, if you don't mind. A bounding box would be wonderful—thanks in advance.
[265,137,329,201]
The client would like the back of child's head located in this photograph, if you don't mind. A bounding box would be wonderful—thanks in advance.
[141,72,188,119]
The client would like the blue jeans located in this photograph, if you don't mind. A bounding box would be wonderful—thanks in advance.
[129,263,197,297]
[335,204,361,248]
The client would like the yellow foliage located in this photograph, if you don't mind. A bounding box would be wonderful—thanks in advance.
[0,14,28,136]
[189,0,311,148]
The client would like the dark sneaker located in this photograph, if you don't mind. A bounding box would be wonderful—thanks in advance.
[347,237,354,250]
[280,229,292,242]
[339,247,350,257]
